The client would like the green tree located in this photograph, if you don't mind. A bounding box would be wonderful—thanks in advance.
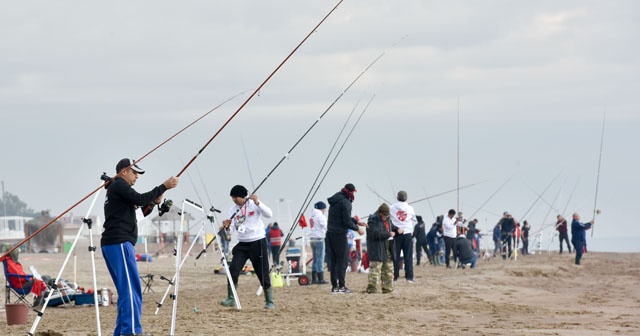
[1,191,37,217]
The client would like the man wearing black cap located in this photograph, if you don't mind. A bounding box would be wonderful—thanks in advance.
[326,183,365,294]
[220,185,275,309]
[101,158,178,336]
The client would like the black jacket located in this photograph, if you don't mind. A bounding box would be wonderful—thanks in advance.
[327,191,358,235]
[500,217,515,235]
[101,177,167,246]
[366,211,397,262]
[413,221,427,244]
[453,235,475,262]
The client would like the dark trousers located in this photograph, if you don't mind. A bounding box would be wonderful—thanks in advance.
[270,245,281,265]
[501,232,512,258]
[522,239,529,255]
[415,240,430,265]
[325,232,348,288]
[228,239,271,290]
[572,239,585,265]
[444,236,456,267]
[559,233,572,253]
[393,233,414,280]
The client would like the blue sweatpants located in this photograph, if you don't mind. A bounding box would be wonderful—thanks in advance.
[102,242,143,336]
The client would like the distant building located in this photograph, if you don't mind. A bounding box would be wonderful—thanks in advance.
[0,216,32,252]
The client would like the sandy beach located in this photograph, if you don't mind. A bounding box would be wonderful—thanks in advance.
[2,243,639,336]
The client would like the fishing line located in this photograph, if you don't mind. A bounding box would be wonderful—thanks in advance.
[280,95,375,253]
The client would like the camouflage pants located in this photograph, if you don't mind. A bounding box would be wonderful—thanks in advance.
[366,259,394,293]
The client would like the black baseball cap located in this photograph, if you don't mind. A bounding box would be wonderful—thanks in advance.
[116,158,145,174]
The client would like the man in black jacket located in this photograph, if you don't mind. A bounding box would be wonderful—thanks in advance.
[453,229,477,269]
[101,158,178,336]
[413,215,431,265]
[325,183,365,294]
[499,212,515,260]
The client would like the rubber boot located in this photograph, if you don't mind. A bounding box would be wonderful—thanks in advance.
[317,272,328,284]
[220,284,235,307]
[264,287,275,309]
[311,271,318,284]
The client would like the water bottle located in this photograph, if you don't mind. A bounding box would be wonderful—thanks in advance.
[101,288,109,306]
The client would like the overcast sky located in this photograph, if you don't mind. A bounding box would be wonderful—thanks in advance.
[1,1,638,252]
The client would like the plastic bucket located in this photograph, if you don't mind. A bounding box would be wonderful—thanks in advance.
[5,303,29,325]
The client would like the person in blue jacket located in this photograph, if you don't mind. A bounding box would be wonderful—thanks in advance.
[570,212,594,266]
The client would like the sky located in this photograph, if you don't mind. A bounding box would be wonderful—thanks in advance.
[1,1,638,252]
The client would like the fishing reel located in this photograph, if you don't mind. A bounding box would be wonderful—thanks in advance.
[206,206,221,223]
[100,172,113,188]
[158,199,173,217]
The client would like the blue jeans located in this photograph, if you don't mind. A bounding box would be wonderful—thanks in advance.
[310,238,325,272]
[460,252,478,268]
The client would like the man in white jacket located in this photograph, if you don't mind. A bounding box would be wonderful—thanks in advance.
[442,209,459,268]
[390,190,417,283]
[309,201,328,284]
[220,185,275,309]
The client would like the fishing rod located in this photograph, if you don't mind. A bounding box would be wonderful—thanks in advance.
[591,112,606,237]
[539,184,563,230]
[524,182,562,216]
[422,187,437,222]
[468,173,515,220]
[517,171,562,222]
[409,181,486,206]
[286,98,361,232]
[368,184,392,204]
[0,90,246,260]
[280,95,375,254]
[176,0,345,178]
[531,177,580,237]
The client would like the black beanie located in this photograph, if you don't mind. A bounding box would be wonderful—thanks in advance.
[230,185,248,198]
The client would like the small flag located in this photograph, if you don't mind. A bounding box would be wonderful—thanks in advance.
[299,214,308,228]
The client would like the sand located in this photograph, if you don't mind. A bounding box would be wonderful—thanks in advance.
[2,244,639,336]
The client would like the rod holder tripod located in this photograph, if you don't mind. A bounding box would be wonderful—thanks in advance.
[28,183,104,336]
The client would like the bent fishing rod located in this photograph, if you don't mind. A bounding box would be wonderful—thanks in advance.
[280,95,375,254]
[591,112,606,237]
[0,90,246,260]
[196,35,388,259]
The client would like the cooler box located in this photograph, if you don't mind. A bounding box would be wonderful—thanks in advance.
[74,293,95,306]
[286,248,301,273]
